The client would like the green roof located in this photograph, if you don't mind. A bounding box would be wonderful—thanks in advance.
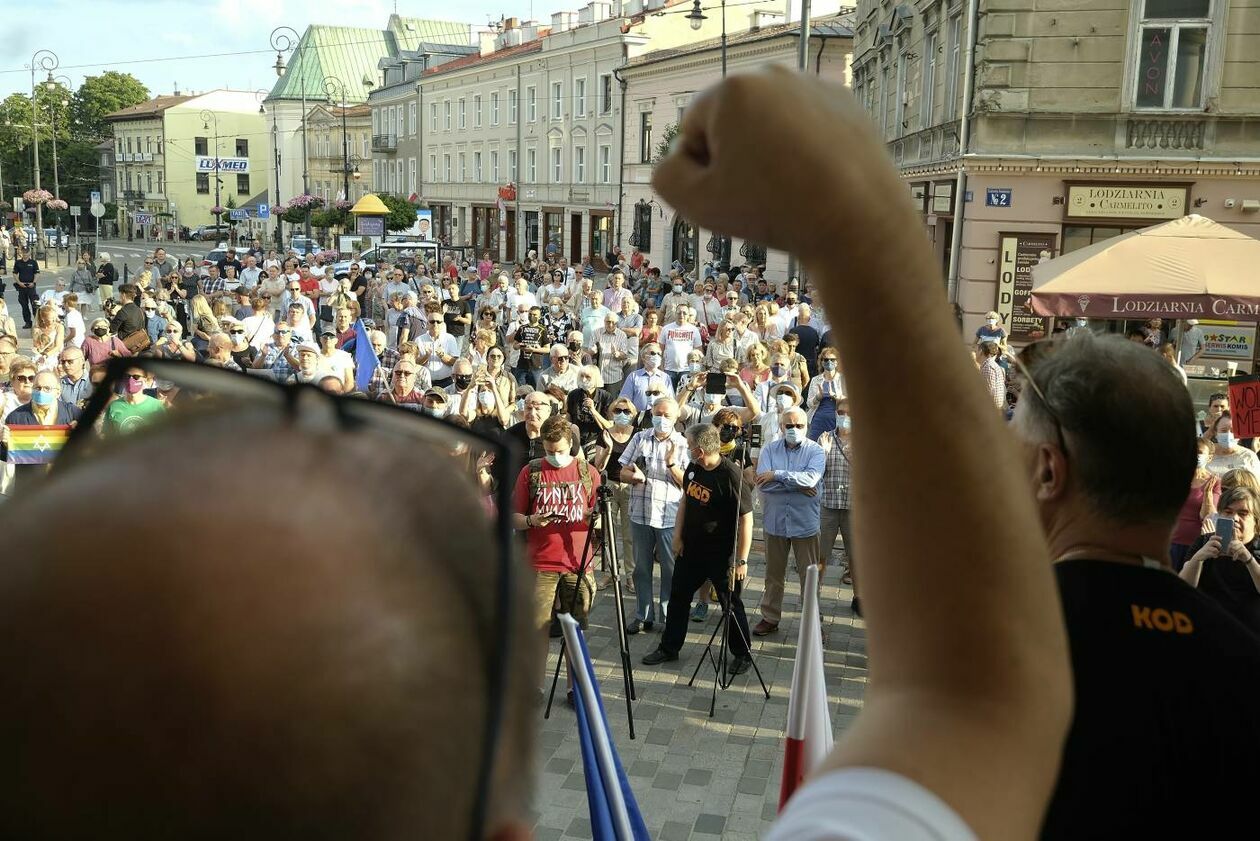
[266,17,470,105]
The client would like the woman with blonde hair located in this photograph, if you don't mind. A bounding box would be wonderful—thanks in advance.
[188,294,219,357]
[1222,468,1260,497]
[639,308,661,348]
[739,341,772,388]
[30,304,65,370]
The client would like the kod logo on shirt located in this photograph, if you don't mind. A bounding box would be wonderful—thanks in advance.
[1131,604,1194,634]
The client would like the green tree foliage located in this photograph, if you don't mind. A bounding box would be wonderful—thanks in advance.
[377,193,420,232]
[653,123,680,165]
[73,72,150,139]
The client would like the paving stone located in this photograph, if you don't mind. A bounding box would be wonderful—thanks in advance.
[683,768,713,787]
[694,813,727,835]
[659,820,692,841]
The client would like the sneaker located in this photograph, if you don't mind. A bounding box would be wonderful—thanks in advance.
[643,618,655,632]
[689,602,708,622]
[729,654,753,676]
[752,619,779,636]
[642,647,679,665]
[851,596,863,617]
[625,619,643,635]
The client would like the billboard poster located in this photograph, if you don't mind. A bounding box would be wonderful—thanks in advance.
[997,232,1057,342]
[416,209,433,241]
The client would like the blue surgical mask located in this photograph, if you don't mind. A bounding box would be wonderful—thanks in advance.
[726,390,745,407]
[822,360,837,372]
[783,427,804,445]
[775,394,794,411]
[652,415,672,433]
[837,415,851,432]
[545,452,573,469]
[612,410,632,426]
[31,389,55,407]
[771,364,787,378]
[1218,432,1236,449]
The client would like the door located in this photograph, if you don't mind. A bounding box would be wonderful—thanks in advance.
[590,212,612,269]
[672,217,696,274]
[570,213,583,264]
[505,210,516,263]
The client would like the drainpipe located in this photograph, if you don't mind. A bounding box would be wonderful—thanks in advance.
[516,63,523,262]
[945,0,982,306]
[613,59,628,249]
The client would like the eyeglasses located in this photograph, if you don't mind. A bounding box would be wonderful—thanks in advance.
[50,357,515,841]
[721,424,742,433]
[784,423,806,430]
[13,374,35,383]
[395,370,417,377]
[125,374,145,381]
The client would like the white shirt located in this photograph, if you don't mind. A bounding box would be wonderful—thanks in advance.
[240,314,276,351]
[1207,447,1260,478]
[507,288,537,313]
[660,322,703,373]
[64,308,86,348]
[766,768,976,841]
[692,294,724,328]
[417,331,460,380]
[317,349,354,382]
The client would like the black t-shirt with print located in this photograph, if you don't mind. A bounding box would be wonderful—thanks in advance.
[680,457,753,565]
[1042,559,1260,840]
[513,323,545,367]
[443,297,471,337]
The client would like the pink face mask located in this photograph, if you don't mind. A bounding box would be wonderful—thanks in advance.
[125,378,145,395]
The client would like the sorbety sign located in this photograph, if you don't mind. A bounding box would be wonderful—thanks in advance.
[1066,184,1187,221]
[996,231,1057,341]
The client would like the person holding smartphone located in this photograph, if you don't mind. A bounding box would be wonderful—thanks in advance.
[1180,486,1260,635]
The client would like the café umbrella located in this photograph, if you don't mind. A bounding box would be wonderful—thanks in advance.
[1029,215,1260,321]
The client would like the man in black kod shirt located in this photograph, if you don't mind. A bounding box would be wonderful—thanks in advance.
[1012,332,1260,840]
[12,250,40,329]
[642,423,754,673]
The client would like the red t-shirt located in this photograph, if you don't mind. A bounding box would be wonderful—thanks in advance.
[299,276,320,297]
[513,460,601,573]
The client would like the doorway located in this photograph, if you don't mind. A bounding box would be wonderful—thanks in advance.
[570,213,583,264]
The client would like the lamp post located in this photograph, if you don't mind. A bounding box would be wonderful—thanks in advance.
[46,73,72,229]
[323,75,351,202]
[256,88,282,249]
[25,49,58,255]
[271,26,312,240]
[686,0,726,78]
[199,109,221,226]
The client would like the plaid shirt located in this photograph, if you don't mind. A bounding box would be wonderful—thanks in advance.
[980,357,1005,409]
[820,438,853,511]
[261,343,296,382]
[619,429,688,529]
[201,275,227,296]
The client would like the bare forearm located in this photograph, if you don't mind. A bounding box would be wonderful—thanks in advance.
[736,512,752,560]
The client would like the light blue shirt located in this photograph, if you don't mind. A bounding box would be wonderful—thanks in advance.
[756,438,826,538]
[619,367,676,413]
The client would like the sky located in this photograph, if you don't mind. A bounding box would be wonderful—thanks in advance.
[0,0,538,101]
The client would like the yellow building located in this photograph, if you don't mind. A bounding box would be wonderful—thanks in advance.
[106,90,270,240]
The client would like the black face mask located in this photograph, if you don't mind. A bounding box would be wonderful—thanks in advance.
[568,342,582,353]
[455,375,473,390]
[719,425,740,444]
[93,327,108,337]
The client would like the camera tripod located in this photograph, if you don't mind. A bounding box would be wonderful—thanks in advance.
[686,567,771,717]
[543,481,638,738]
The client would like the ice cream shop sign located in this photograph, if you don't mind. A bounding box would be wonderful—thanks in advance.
[1066,183,1188,221]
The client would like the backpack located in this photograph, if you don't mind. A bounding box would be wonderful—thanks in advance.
[527,456,594,515]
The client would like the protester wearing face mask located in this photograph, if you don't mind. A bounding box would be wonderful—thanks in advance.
[752,407,825,636]
[592,398,640,591]
[0,369,81,492]
[447,358,477,403]
[819,399,858,606]
[540,296,574,360]
[460,370,512,435]
[660,274,692,325]
[619,343,676,413]
[82,317,131,366]
[1171,438,1222,572]
[101,367,166,438]
[975,310,1007,350]
[806,348,846,441]
[758,381,801,449]
[1207,412,1260,478]
[151,321,197,363]
[675,350,710,410]
[661,306,705,388]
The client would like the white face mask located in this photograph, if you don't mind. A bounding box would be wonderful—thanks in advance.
[673,285,683,294]
[1218,432,1236,450]
[478,391,496,408]
[1197,453,1210,469]
[652,414,672,433]
[775,394,794,411]
[986,319,998,327]
[644,353,660,369]
[689,361,702,373]
[545,451,574,469]
[783,427,804,445]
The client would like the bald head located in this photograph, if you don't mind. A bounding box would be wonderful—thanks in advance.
[0,418,537,838]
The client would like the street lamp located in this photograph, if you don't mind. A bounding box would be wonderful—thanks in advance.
[323,75,351,202]
[271,25,312,239]
[45,74,71,214]
[25,48,58,254]
[256,88,282,249]
[685,0,727,77]
[200,109,221,224]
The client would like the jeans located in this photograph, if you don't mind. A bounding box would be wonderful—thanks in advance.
[631,520,675,623]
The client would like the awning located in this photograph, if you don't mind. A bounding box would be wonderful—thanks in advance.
[1030,215,1260,320]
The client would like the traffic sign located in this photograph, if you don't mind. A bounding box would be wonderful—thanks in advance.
[229,208,250,220]
[69,206,81,217]
[257,202,270,219]
[90,191,101,205]
[90,203,106,218]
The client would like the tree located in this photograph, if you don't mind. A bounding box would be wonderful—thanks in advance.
[377,193,419,232]
[653,123,680,165]
[73,72,149,139]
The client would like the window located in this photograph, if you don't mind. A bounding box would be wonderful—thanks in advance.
[409,102,417,135]
[1133,0,1212,109]
[126,136,133,154]
[551,81,562,120]
[396,106,404,137]
[491,150,499,182]
[409,158,417,194]
[575,78,587,117]
[574,145,586,183]
[145,172,152,193]
[491,91,500,125]
[880,64,891,136]
[527,86,537,122]
[459,152,466,181]
[237,174,250,194]
[116,138,123,154]
[474,95,482,128]
[634,200,652,252]
[444,100,452,130]
[509,88,518,123]
[944,15,961,120]
[194,136,208,156]
[921,31,938,127]
[509,149,518,181]
[552,147,562,182]
[527,148,537,181]
[362,135,370,157]
[458,98,466,129]
[444,154,452,181]
[145,136,152,153]
[430,102,439,132]
[429,154,437,181]
[374,160,381,185]
[639,112,653,163]
[599,144,611,184]
[373,109,380,135]
[196,172,209,194]
[895,47,908,129]
[474,151,482,181]
[233,138,247,157]
[157,173,163,195]
[600,73,613,114]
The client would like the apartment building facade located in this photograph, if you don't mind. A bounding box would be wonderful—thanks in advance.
[852,0,1260,339]
[305,104,374,203]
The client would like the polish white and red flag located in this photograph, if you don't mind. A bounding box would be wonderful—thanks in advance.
[779,563,834,810]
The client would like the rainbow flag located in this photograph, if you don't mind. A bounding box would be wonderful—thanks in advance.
[5,424,71,465]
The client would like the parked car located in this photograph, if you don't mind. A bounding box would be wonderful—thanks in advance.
[198,247,237,277]
[332,241,439,278]
[289,236,322,256]
[43,228,69,248]
[190,224,231,241]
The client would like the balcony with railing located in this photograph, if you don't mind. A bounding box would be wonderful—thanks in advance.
[371,134,397,152]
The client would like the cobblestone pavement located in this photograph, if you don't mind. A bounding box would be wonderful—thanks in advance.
[530,529,865,841]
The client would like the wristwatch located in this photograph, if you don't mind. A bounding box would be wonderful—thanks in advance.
[736,559,748,567]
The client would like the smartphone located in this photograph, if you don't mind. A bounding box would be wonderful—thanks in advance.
[705,372,726,395]
[1216,514,1235,546]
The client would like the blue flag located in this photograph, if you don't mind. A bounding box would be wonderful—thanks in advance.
[559,614,649,841]
[352,319,379,393]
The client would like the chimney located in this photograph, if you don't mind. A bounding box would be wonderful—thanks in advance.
[479,30,497,55]
[521,19,539,40]
[751,9,785,30]
[551,11,577,32]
